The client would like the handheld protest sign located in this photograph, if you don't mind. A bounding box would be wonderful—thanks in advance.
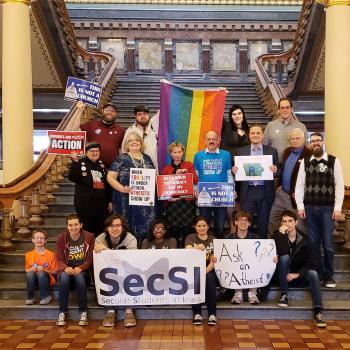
[157,173,194,200]
[47,131,86,155]
[197,182,235,207]
[129,168,156,206]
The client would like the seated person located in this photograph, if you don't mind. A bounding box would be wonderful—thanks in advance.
[185,216,217,326]
[225,211,260,305]
[141,219,177,249]
[273,210,326,328]
[25,229,58,305]
[56,214,94,327]
[94,214,138,328]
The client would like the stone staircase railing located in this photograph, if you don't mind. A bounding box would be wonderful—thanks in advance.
[0,0,118,251]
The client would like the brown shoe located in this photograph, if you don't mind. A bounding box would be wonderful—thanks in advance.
[123,312,136,327]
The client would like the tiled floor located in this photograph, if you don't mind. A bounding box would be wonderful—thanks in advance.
[1,319,350,349]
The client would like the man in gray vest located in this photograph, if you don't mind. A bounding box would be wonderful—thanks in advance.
[295,132,344,288]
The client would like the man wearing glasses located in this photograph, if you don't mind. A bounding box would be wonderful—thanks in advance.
[295,132,344,288]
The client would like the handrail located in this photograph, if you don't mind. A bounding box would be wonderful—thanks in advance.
[254,0,314,118]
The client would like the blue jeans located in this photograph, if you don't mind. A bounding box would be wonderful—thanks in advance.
[58,271,90,313]
[199,207,226,238]
[305,205,334,280]
[26,270,50,300]
[277,255,323,308]
[192,270,217,316]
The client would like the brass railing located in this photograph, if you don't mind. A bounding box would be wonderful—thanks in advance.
[0,0,117,250]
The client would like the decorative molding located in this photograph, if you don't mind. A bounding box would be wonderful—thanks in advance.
[309,41,324,91]
[65,0,303,4]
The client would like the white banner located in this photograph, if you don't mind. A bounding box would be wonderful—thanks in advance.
[93,249,206,305]
[129,168,156,206]
[214,239,276,289]
[234,155,273,181]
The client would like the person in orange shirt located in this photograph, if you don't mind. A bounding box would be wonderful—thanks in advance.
[25,229,58,305]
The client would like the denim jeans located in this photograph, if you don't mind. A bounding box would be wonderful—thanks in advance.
[277,254,323,308]
[58,271,90,313]
[26,270,50,300]
[305,205,335,280]
[199,207,227,238]
[192,270,217,316]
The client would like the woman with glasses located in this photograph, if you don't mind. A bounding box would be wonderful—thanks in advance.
[161,142,198,247]
[68,142,112,237]
[141,219,177,249]
[107,132,157,242]
[94,213,138,328]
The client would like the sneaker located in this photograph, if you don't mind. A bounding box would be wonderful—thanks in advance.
[56,312,66,326]
[103,310,116,327]
[208,315,218,326]
[123,312,136,327]
[314,312,327,328]
[231,290,243,304]
[278,294,289,308]
[324,278,336,288]
[248,291,260,305]
[193,314,203,325]
[25,298,34,305]
[39,295,52,305]
[78,312,88,326]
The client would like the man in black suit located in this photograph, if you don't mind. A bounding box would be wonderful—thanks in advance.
[232,124,279,238]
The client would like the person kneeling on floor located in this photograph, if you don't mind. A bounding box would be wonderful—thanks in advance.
[273,210,326,328]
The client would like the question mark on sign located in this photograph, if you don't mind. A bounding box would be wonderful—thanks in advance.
[259,247,267,261]
[224,272,229,281]
[254,241,261,257]
[267,243,274,256]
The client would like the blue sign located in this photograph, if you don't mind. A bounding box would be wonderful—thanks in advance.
[64,76,102,108]
[197,182,235,207]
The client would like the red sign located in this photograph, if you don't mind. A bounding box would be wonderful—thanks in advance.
[48,130,86,155]
[156,173,194,200]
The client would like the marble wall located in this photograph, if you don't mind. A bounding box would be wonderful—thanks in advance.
[100,39,126,69]
[212,43,237,71]
[249,41,268,71]
[175,42,200,71]
[138,41,162,70]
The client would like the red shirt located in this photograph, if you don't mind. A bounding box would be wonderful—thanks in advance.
[81,119,125,167]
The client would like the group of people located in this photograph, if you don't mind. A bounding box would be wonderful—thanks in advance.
[25,97,344,329]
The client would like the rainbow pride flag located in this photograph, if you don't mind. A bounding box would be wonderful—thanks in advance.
[158,80,227,171]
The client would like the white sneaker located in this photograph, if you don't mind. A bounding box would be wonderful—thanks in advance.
[248,291,260,305]
[231,290,243,304]
[208,315,218,326]
[39,295,52,305]
[56,312,66,326]
[192,314,203,325]
[78,312,88,326]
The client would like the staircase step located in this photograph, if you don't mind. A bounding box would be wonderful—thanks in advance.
[47,202,75,214]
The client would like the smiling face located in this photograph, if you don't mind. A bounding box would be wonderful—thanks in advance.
[278,99,293,121]
[195,220,209,237]
[205,131,219,151]
[290,133,304,149]
[249,125,264,145]
[235,216,251,234]
[135,111,150,127]
[102,106,117,123]
[127,135,142,153]
[107,218,123,238]
[152,222,166,240]
[310,135,324,157]
[231,108,244,128]
[170,146,184,164]
[32,231,47,248]
[86,147,100,162]
[67,218,82,237]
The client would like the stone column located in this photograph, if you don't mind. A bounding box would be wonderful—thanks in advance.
[164,39,173,73]
[238,40,248,73]
[202,41,211,74]
[2,0,33,183]
[126,40,136,72]
[324,0,350,186]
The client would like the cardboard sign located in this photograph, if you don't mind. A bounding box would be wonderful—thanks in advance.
[47,130,86,155]
[64,76,102,108]
[197,182,235,207]
[129,168,156,206]
[214,239,276,289]
[234,155,273,181]
[157,173,194,200]
[93,249,206,305]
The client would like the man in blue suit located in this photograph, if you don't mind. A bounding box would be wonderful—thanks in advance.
[233,124,279,238]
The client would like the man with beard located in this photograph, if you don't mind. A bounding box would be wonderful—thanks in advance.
[295,132,344,288]
[81,103,125,168]
[194,130,234,238]
[121,105,158,169]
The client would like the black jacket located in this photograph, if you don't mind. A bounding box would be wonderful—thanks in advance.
[273,229,318,277]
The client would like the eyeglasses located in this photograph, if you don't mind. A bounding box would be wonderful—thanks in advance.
[110,224,122,228]
[310,139,323,144]
[87,149,100,153]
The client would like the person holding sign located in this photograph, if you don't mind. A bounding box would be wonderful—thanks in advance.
[185,216,218,326]
[69,142,112,237]
[224,211,261,305]
[161,142,198,246]
[141,219,177,249]
[194,130,234,239]
[232,124,279,239]
[273,210,326,328]
[107,132,157,242]
[94,214,138,328]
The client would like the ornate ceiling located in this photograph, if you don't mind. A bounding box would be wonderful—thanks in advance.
[65,0,303,4]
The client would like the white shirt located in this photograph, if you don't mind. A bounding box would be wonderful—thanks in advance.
[295,153,344,211]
